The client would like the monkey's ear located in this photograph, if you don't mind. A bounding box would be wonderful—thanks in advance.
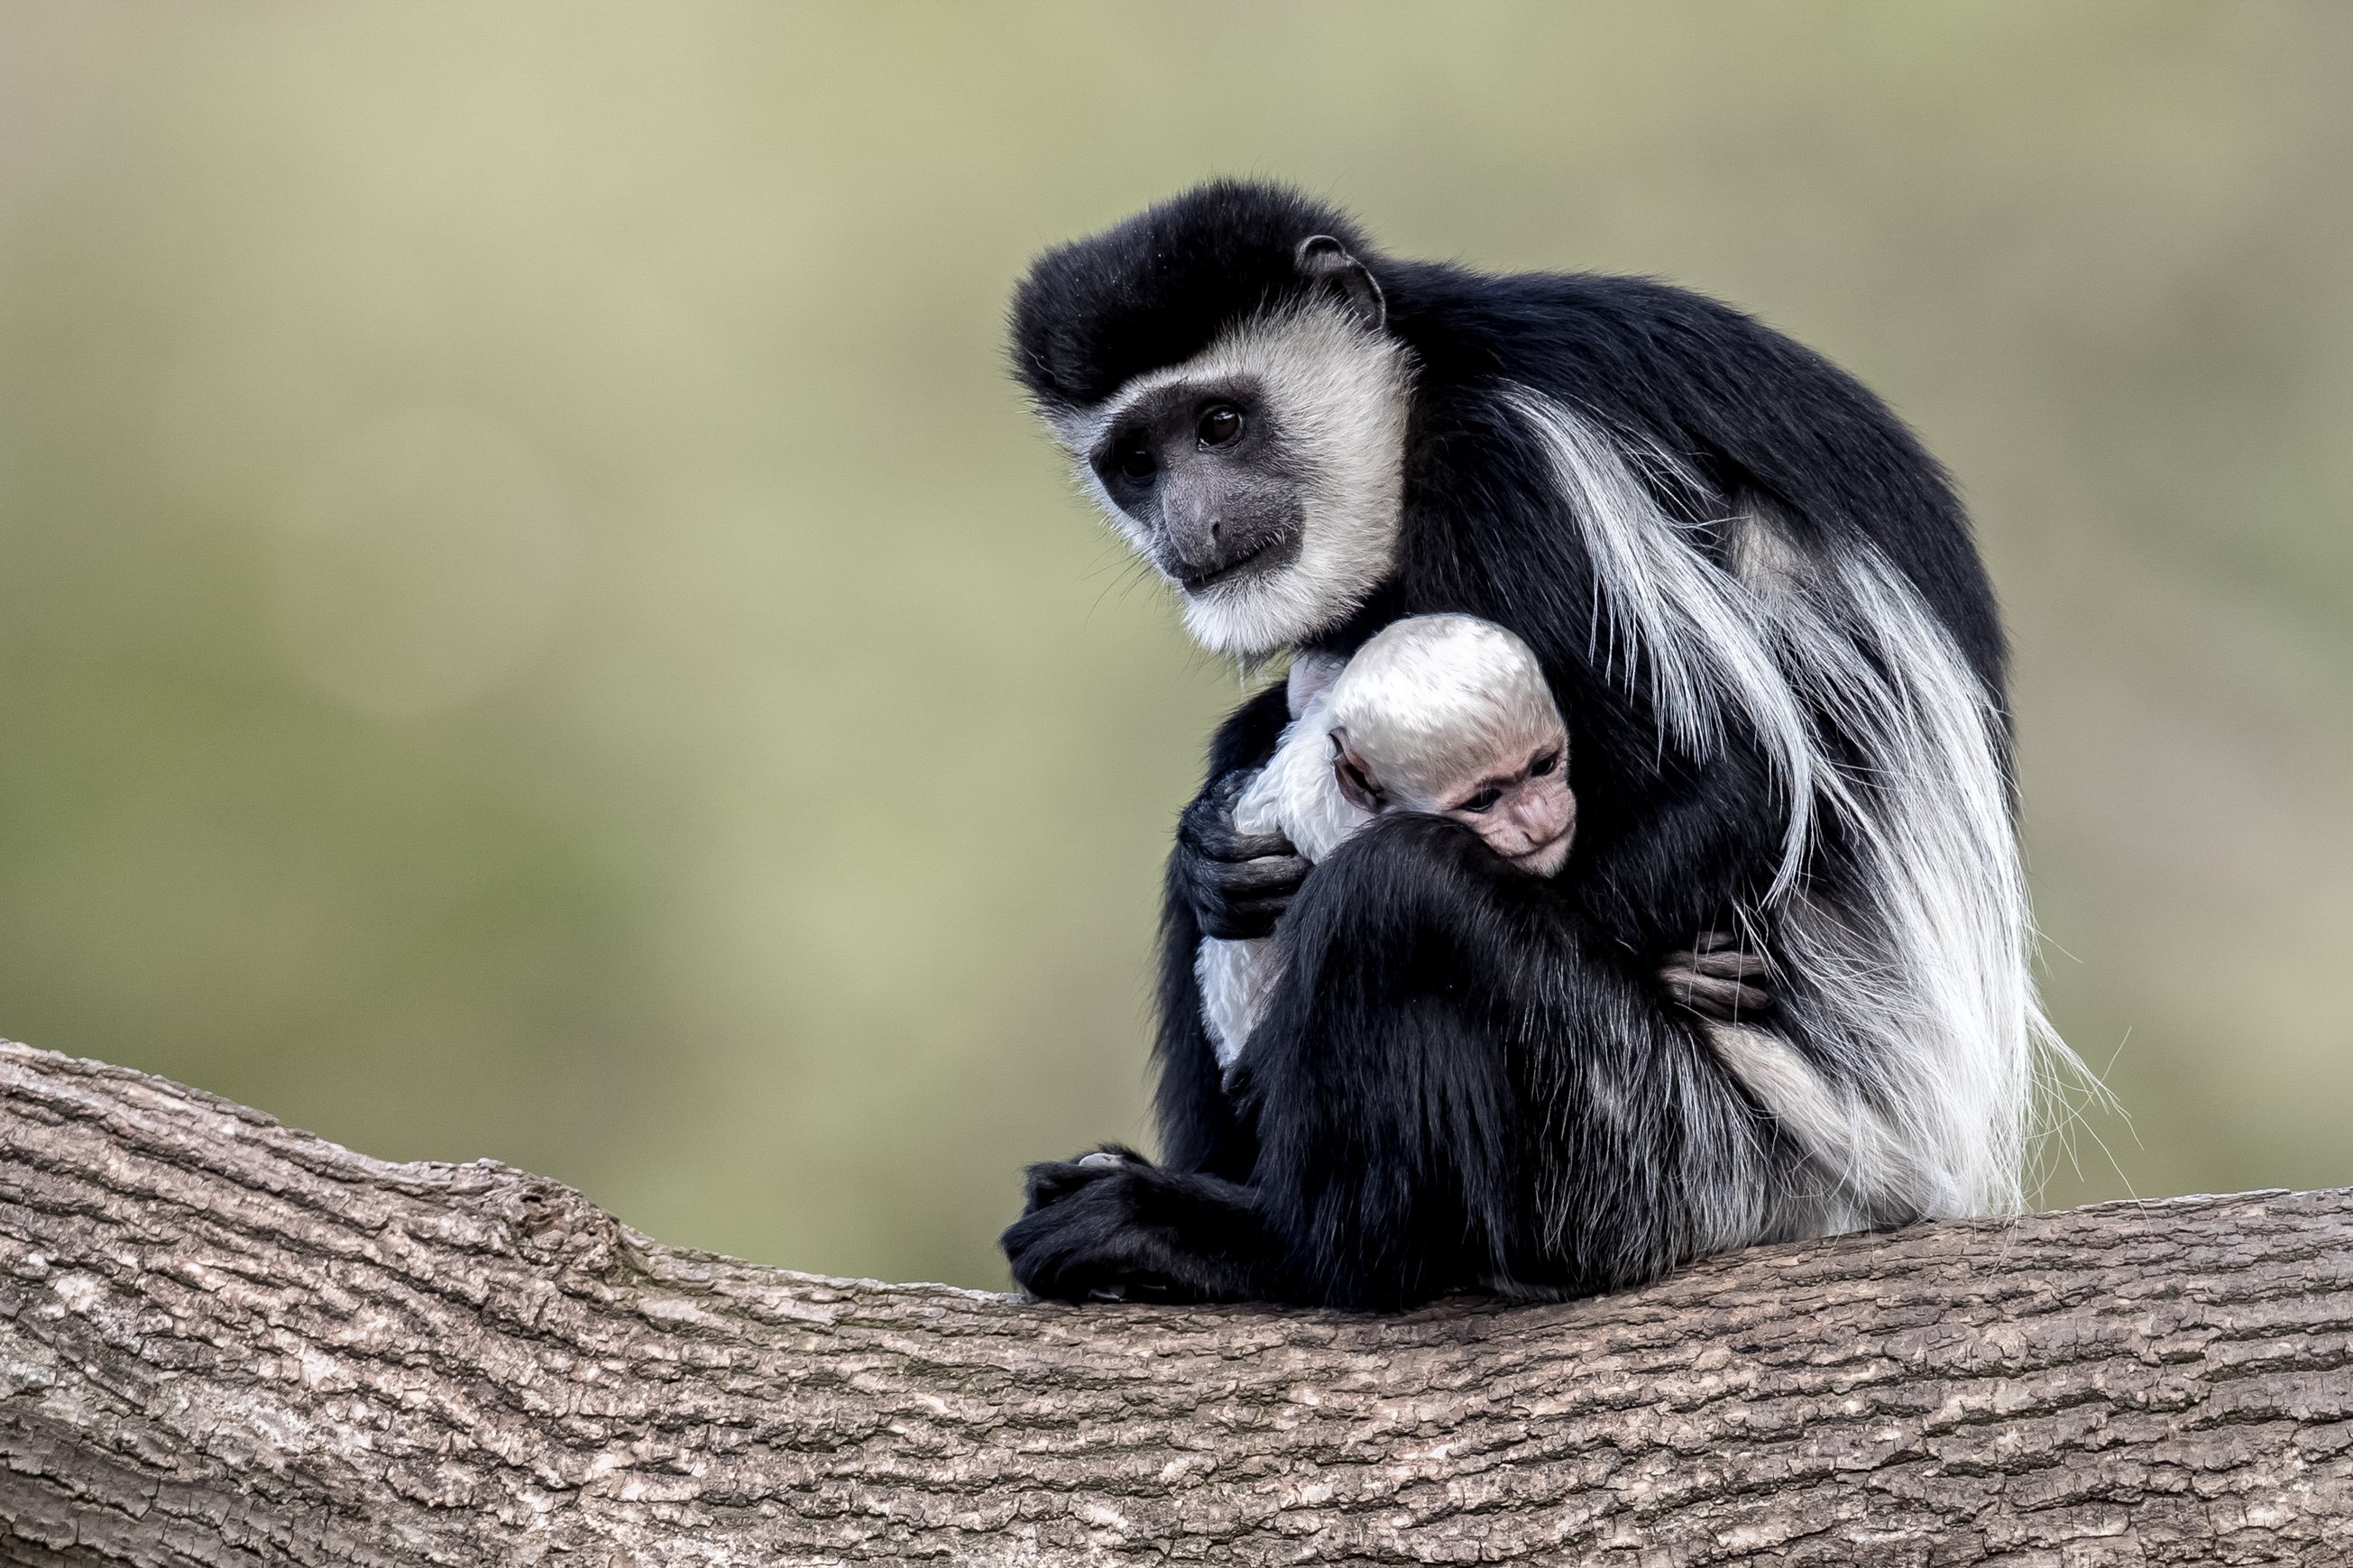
[1295,234,1386,333]
[1329,727,1387,812]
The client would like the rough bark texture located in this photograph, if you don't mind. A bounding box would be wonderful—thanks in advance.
[1,1041,2348,1567]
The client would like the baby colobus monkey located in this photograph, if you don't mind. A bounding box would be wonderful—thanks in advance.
[1197,614,1575,1076]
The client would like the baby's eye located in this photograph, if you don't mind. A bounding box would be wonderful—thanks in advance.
[1461,787,1503,813]
[1529,750,1560,777]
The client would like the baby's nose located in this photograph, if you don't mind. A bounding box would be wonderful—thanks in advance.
[1510,788,1572,848]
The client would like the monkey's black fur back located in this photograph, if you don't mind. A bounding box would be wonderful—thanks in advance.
[1002,181,2031,1311]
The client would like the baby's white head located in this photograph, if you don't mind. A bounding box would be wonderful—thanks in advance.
[1323,614,1575,876]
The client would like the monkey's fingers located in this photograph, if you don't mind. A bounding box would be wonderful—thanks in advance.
[1197,856,1310,939]
[1178,771,1310,938]
[1221,831,1301,864]
[1659,965,1773,1022]
[1214,852,1310,896]
[1178,790,1299,865]
[1685,948,1769,981]
[1198,892,1307,942]
[1690,929,1772,957]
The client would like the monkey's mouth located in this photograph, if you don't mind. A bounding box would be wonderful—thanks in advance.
[1173,530,1302,595]
[1512,833,1574,878]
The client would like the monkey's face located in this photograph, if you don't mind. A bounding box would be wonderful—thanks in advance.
[1091,380,1301,599]
[1432,734,1576,877]
[1334,721,1577,878]
[1053,305,1414,658]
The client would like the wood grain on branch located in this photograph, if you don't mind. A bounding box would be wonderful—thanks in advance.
[0,1041,2348,1566]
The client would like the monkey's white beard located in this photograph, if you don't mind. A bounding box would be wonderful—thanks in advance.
[1059,303,1415,659]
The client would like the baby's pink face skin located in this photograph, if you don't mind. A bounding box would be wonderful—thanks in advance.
[1429,730,1576,876]
[1331,722,1577,877]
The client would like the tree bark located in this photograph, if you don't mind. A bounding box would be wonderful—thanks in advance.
[0,1041,2348,1567]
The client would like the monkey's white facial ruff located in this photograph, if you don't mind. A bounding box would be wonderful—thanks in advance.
[1054,305,1414,658]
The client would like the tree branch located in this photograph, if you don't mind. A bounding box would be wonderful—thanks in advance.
[0,1041,2348,1565]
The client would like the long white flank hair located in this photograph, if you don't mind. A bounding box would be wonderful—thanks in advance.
[1506,390,2088,1220]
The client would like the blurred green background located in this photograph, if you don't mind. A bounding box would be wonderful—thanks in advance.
[0,3,2347,1289]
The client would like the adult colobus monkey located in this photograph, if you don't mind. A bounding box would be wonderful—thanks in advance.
[1001,180,2072,1310]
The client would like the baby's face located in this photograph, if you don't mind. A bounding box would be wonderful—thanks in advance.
[1416,725,1576,876]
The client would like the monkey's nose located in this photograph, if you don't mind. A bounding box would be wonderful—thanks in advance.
[1520,793,1574,851]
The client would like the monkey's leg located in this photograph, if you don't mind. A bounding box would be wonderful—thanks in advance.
[1233,814,1547,1309]
[1257,817,1795,1302]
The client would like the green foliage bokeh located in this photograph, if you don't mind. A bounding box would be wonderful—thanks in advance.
[0,3,2347,1288]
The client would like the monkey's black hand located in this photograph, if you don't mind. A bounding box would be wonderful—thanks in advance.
[1660,931,1775,1023]
[1175,771,1309,940]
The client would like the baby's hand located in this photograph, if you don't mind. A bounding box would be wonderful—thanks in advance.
[1660,931,1772,1023]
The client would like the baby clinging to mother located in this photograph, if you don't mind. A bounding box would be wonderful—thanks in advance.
[1001,179,2072,1311]
[1197,612,1767,1089]
[1196,614,1576,1085]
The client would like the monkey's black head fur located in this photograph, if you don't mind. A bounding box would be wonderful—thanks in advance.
[1009,180,1377,411]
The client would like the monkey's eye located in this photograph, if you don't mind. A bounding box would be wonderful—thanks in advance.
[1460,787,1503,813]
[1114,442,1157,482]
[1196,403,1245,447]
[1529,750,1560,777]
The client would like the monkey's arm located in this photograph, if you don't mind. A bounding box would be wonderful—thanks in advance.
[1253,814,1786,1302]
[1151,683,1296,1177]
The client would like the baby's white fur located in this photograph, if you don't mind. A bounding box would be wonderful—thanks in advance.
[1198,615,1561,1074]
